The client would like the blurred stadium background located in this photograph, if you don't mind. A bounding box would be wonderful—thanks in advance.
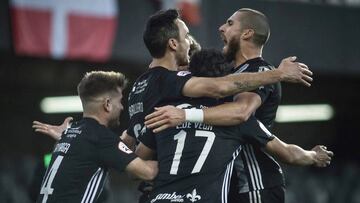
[0,0,359,202]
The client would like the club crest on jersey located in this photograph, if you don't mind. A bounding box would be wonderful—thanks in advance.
[177,71,191,76]
[118,142,133,154]
[186,189,201,202]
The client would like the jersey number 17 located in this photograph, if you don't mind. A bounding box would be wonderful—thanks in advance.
[170,130,215,175]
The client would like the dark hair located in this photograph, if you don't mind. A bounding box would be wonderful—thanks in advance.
[77,71,127,104]
[189,49,232,77]
[237,8,270,46]
[143,9,180,58]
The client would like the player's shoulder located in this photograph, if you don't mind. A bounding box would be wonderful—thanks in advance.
[247,58,275,72]
[78,118,115,140]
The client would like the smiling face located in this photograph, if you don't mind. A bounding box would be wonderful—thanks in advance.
[218,12,243,62]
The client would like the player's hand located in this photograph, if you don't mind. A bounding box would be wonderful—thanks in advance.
[145,106,185,133]
[32,117,73,140]
[278,56,313,87]
[312,145,334,167]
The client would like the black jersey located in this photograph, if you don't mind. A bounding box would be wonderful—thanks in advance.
[36,118,137,203]
[127,67,192,144]
[141,98,274,203]
[231,57,284,193]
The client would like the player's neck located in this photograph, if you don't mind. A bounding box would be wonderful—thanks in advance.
[149,53,178,71]
[83,113,109,127]
[235,45,262,67]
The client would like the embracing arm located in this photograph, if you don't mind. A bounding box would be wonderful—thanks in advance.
[265,137,334,167]
[202,92,261,125]
[182,56,312,98]
[135,142,156,160]
[125,158,158,181]
[144,92,262,132]
[120,130,137,151]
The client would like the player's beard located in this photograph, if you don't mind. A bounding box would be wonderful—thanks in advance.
[108,113,120,129]
[224,35,240,62]
[109,118,120,129]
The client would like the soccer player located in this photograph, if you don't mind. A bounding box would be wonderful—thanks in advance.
[144,9,333,203]
[141,49,332,203]
[35,71,158,203]
[123,8,312,153]
[34,9,313,203]
[219,9,287,203]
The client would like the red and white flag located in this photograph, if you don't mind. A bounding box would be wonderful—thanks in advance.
[176,0,201,26]
[10,0,118,61]
[159,0,202,26]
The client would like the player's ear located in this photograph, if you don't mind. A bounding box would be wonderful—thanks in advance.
[168,38,178,51]
[103,97,112,112]
[241,29,254,40]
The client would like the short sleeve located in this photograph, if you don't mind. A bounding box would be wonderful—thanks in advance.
[237,115,274,147]
[127,117,144,140]
[98,130,137,172]
[138,128,157,150]
[242,65,274,104]
[160,70,192,99]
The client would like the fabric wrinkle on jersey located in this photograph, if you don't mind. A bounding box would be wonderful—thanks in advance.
[141,97,274,203]
[230,57,284,195]
[36,118,137,203]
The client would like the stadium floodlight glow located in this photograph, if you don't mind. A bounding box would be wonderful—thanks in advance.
[275,104,334,123]
[40,96,82,113]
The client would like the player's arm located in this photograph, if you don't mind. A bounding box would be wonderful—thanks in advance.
[202,92,261,125]
[32,117,73,140]
[120,130,137,151]
[144,93,261,132]
[125,158,158,181]
[135,142,156,160]
[265,137,334,167]
[99,134,158,181]
[238,118,334,167]
[182,56,312,98]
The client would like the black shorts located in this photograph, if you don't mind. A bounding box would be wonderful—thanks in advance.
[228,186,285,203]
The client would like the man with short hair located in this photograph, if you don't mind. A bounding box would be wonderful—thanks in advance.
[35,71,158,203]
[34,9,314,203]
[142,49,332,203]
[220,9,290,203]
[124,8,312,153]
[144,8,328,203]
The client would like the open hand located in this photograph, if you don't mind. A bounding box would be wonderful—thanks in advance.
[145,106,185,133]
[278,56,313,87]
[32,117,73,140]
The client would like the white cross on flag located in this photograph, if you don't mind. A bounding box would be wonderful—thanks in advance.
[10,0,118,61]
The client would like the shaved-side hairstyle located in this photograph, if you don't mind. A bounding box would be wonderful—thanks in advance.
[77,71,127,105]
[237,8,270,46]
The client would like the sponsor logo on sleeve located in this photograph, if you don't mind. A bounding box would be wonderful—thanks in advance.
[118,141,133,154]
